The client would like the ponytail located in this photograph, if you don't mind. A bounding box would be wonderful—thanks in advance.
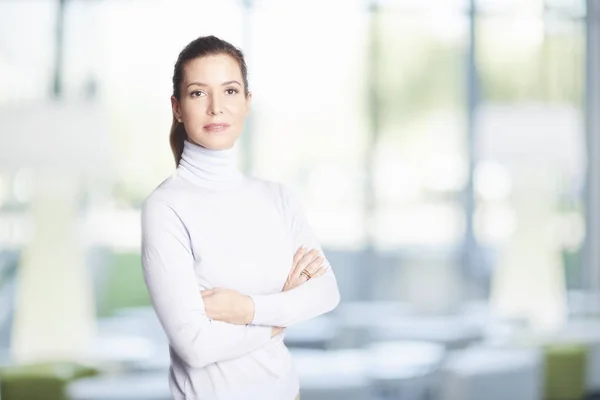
[169,118,186,166]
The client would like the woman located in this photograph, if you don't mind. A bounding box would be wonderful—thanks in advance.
[141,35,341,400]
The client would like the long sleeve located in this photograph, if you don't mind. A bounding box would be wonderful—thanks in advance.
[141,196,272,369]
[249,184,341,327]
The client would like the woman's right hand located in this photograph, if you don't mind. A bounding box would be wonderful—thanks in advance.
[281,247,327,292]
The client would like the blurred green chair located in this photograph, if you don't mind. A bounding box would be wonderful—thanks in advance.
[0,361,98,400]
[99,251,151,317]
[544,343,587,400]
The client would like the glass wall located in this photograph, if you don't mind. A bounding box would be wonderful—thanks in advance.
[0,0,593,398]
[0,0,588,325]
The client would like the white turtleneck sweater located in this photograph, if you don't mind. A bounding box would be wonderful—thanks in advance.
[141,140,340,400]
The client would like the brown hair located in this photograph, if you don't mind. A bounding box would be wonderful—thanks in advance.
[169,36,250,165]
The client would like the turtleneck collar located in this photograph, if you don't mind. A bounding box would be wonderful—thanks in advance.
[177,140,244,190]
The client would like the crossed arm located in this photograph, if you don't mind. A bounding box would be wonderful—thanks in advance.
[141,187,340,369]
[201,246,332,328]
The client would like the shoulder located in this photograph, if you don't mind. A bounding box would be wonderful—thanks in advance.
[141,175,187,215]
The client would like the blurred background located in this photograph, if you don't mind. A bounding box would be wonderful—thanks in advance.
[1,0,599,399]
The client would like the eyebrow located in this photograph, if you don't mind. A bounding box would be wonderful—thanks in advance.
[186,80,242,89]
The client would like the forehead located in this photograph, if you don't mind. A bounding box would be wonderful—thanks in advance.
[183,54,243,85]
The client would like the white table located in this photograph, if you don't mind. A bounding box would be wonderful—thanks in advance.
[334,301,417,348]
[291,349,371,400]
[371,315,483,350]
[440,346,542,400]
[284,315,339,350]
[366,340,446,400]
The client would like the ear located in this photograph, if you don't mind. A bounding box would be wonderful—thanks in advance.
[171,95,182,122]
[244,92,252,117]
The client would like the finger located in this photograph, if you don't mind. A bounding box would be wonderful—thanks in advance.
[299,267,312,281]
[294,246,306,257]
[287,247,307,281]
[291,247,307,274]
[305,255,325,276]
[295,255,321,283]
[312,264,328,279]
[292,248,316,276]
[300,250,322,271]
[298,249,320,270]
[201,289,216,297]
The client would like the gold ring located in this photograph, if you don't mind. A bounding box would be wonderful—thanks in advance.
[300,269,312,280]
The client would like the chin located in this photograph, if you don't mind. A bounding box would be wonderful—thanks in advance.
[191,134,238,150]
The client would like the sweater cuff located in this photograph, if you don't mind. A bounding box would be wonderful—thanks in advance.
[250,294,280,326]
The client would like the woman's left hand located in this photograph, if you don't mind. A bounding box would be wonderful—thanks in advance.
[282,247,326,292]
[201,288,254,325]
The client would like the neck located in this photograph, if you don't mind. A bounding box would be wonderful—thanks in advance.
[177,140,243,189]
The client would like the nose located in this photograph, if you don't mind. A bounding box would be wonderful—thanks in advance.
[208,96,223,116]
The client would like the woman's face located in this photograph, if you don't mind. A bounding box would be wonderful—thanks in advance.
[172,54,251,150]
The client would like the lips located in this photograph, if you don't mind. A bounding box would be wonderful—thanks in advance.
[203,123,230,132]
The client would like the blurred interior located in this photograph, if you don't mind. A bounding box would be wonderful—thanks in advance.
[1,0,600,399]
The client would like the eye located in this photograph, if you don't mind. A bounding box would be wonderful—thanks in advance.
[225,88,239,95]
[190,90,206,98]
